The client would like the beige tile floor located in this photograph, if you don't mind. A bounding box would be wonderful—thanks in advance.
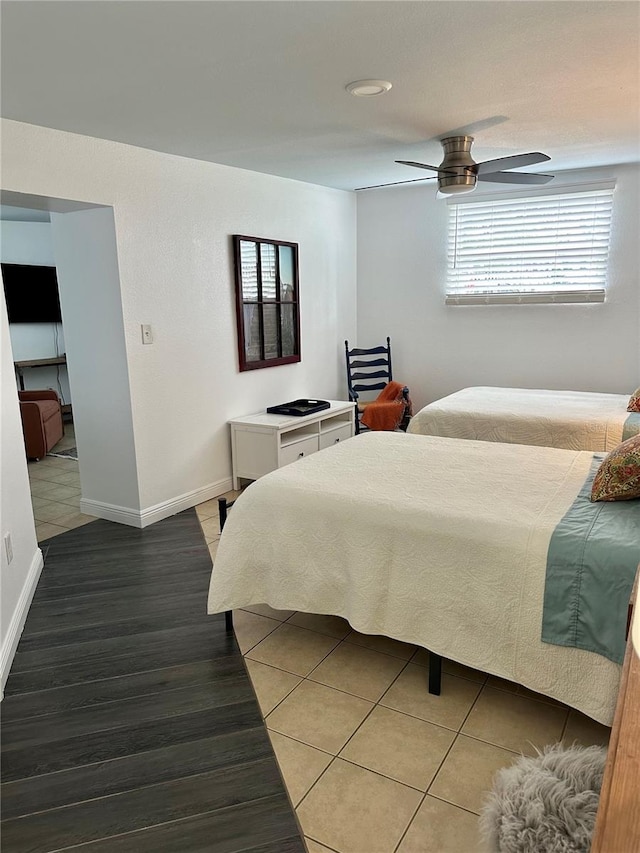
[28,460,612,853]
[28,423,98,543]
[196,498,612,853]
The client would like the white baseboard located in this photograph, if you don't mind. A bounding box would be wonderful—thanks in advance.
[1,548,44,698]
[139,477,234,527]
[80,477,234,529]
[79,499,144,528]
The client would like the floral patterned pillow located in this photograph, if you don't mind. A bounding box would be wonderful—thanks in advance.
[628,387,640,412]
[591,434,640,502]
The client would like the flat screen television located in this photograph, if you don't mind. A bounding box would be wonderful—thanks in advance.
[2,263,62,323]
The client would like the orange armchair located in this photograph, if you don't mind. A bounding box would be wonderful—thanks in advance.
[18,390,64,460]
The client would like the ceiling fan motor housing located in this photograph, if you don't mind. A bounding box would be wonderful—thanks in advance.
[438,135,478,193]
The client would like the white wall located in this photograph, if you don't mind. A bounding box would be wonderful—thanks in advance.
[357,165,640,410]
[1,119,357,519]
[1,220,71,403]
[0,220,52,263]
[0,118,356,682]
[0,295,42,693]
[51,208,140,513]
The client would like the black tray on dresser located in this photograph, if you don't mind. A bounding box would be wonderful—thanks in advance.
[266,399,331,417]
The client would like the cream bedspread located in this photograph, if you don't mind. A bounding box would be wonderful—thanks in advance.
[207,433,621,724]
[408,386,631,451]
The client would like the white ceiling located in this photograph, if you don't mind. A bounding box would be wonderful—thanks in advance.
[1,1,638,191]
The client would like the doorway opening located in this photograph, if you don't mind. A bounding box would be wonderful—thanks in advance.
[1,190,139,542]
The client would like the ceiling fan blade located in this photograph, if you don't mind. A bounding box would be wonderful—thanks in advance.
[478,171,555,185]
[394,160,443,172]
[354,176,439,191]
[475,152,551,174]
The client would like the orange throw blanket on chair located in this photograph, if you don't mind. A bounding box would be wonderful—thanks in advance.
[360,381,411,431]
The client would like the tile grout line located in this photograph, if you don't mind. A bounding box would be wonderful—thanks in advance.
[255,643,518,820]
[243,660,303,724]
[246,629,345,680]
[303,833,341,853]
[287,656,404,820]
[248,629,476,708]
[286,654,443,852]
[217,600,587,848]
[267,652,412,723]
[263,728,337,762]
[427,791,484,817]
[559,708,571,742]
[419,678,498,820]
[396,668,569,828]
[391,670,488,853]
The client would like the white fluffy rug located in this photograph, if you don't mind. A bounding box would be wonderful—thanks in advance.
[480,744,607,853]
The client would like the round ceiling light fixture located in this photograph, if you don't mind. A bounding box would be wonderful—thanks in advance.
[346,79,392,97]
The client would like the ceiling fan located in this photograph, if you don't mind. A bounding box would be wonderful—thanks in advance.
[357,135,554,194]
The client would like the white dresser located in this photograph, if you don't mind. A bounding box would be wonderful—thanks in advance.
[229,400,356,489]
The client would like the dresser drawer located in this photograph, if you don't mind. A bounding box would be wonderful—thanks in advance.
[229,401,356,489]
[319,423,353,450]
[279,435,320,467]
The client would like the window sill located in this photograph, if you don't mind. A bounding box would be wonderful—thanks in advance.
[445,290,605,306]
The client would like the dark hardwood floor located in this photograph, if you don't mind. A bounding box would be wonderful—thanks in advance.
[1,511,305,853]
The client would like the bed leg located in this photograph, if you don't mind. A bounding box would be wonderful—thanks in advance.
[428,652,442,695]
[217,499,233,633]
[218,497,228,530]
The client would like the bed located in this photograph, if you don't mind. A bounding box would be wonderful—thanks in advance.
[407,386,640,451]
[207,432,640,726]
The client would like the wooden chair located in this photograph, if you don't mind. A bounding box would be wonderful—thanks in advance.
[344,337,411,434]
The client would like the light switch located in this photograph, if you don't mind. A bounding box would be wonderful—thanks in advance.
[141,324,153,345]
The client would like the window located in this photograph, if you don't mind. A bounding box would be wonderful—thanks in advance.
[446,181,615,305]
[233,235,300,371]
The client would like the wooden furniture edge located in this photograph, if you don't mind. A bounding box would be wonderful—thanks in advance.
[590,567,640,852]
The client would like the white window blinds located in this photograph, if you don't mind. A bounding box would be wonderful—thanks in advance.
[446,182,615,305]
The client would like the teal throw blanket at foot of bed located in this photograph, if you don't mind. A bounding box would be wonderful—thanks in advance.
[542,455,640,665]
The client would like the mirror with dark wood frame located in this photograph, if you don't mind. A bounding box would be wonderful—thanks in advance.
[233,235,301,371]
